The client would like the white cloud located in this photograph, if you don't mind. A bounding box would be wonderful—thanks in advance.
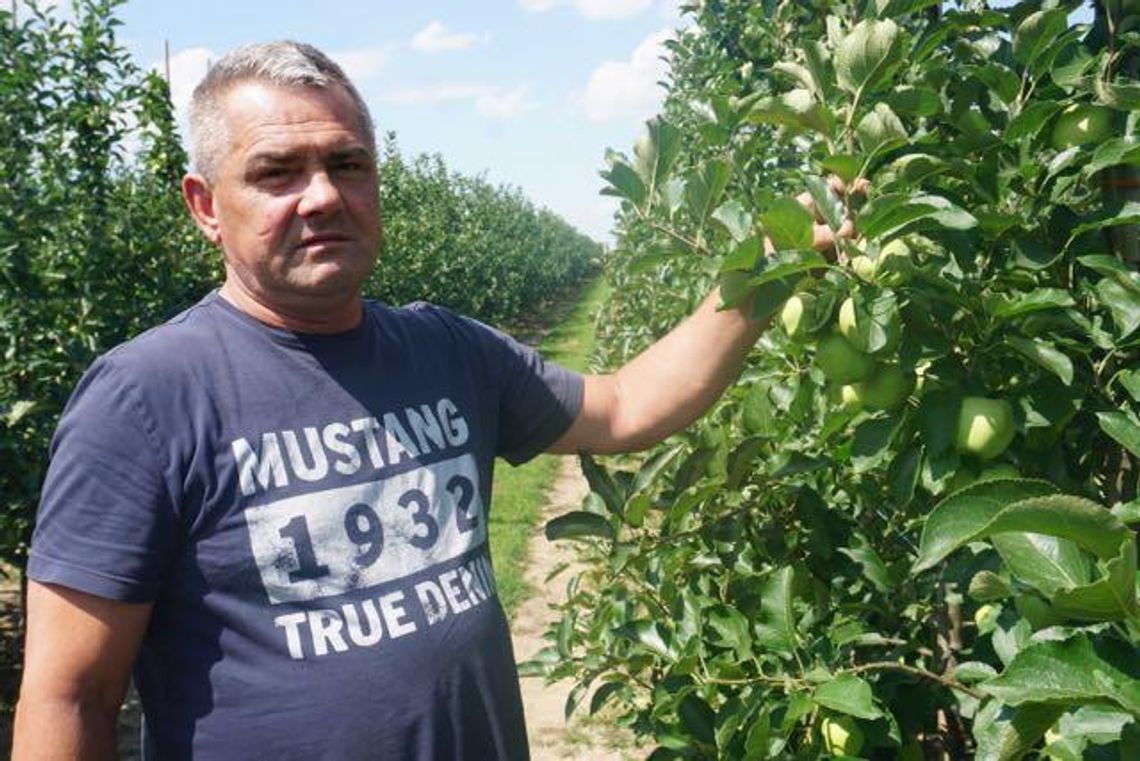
[475,85,538,120]
[380,83,538,121]
[330,47,393,82]
[519,0,651,20]
[411,21,481,53]
[157,46,213,126]
[570,29,671,124]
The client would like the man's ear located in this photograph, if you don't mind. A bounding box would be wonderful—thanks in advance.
[182,173,222,246]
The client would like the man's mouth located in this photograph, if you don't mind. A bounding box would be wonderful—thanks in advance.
[296,233,352,248]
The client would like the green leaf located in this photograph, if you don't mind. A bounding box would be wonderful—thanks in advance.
[981,635,1140,717]
[760,197,816,251]
[632,116,682,197]
[710,199,753,243]
[745,89,833,136]
[685,159,732,226]
[973,700,1066,761]
[1111,499,1140,525]
[1071,201,1140,239]
[754,566,797,654]
[4,400,36,427]
[1012,9,1069,69]
[589,681,624,716]
[1058,704,1135,745]
[578,453,625,515]
[1006,336,1074,386]
[835,19,905,95]
[885,85,940,117]
[812,674,883,720]
[632,443,684,493]
[851,415,899,474]
[747,249,828,287]
[917,491,1130,574]
[967,63,1020,106]
[913,480,1059,573]
[839,539,892,592]
[804,175,845,231]
[955,661,999,683]
[620,619,674,659]
[706,603,752,657]
[1097,411,1140,460]
[1004,100,1063,143]
[1083,137,1140,176]
[720,236,763,273]
[858,193,977,241]
[969,570,1013,602]
[599,156,646,206]
[856,102,907,153]
[1095,278,1140,339]
[742,383,775,436]
[678,693,717,746]
[1050,538,1138,621]
[820,154,861,184]
[1117,370,1140,404]
[988,288,1074,319]
[990,532,1091,597]
[1095,76,1140,110]
[545,511,614,541]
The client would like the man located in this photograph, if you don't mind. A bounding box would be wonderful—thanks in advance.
[13,41,841,760]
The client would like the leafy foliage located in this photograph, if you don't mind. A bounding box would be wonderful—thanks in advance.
[536,1,1140,758]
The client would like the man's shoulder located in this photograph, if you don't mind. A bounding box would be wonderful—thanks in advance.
[100,291,230,367]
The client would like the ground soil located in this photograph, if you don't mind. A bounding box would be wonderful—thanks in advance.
[511,457,643,760]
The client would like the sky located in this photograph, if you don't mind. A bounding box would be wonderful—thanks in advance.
[107,0,687,245]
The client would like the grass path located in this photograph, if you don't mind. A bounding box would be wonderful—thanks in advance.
[489,276,608,617]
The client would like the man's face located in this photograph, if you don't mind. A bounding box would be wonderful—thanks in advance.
[201,81,381,314]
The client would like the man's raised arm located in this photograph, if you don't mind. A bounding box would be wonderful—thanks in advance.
[549,180,860,456]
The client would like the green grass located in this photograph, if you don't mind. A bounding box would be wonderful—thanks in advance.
[490,277,609,617]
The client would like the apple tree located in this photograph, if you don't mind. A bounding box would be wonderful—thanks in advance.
[533,1,1140,758]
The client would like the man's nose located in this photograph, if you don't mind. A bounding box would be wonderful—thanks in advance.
[297,170,342,216]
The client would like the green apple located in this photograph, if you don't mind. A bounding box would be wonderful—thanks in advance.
[838,296,901,353]
[860,364,913,411]
[840,383,864,409]
[955,397,1015,461]
[850,255,876,282]
[780,293,817,340]
[820,715,865,756]
[973,603,999,630]
[816,334,876,384]
[876,239,911,285]
[1050,104,1115,150]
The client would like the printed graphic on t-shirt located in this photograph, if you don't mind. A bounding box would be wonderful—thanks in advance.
[233,397,499,661]
[244,452,485,604]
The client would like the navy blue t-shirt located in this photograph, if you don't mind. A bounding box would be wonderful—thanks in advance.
[28,291,584,760]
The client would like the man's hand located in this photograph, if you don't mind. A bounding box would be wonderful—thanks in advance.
[793,175,870,257]
[548,177,865,456]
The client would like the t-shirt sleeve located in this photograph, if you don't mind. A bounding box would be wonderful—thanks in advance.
[27,357,179,603]
[430,307,584,466]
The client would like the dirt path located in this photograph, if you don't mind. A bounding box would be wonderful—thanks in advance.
[510,458,641,760]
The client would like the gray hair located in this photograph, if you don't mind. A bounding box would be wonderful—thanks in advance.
[188,40,376,182]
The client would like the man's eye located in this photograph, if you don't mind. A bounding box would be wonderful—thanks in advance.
[252,167,292,183]
[334,160,369,173]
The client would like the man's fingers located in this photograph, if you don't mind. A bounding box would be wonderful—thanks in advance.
[796,189,824,224]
